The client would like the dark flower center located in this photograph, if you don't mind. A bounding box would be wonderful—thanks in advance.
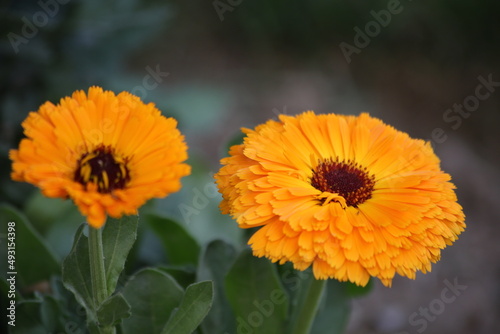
[311,158,375,207]
[74,146,130,193]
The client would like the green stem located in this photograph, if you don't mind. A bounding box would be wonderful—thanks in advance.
[89,226,108,305]
[88,225,115,334]
[292,278,327,334]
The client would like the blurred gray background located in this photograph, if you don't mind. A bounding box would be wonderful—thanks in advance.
[1,0,499,333]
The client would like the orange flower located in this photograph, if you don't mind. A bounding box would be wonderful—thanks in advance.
[215,111,465,286]
[10,86,190,228]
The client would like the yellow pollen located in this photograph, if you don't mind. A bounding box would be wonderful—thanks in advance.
[311,158,375,207]
[74,146,130,193]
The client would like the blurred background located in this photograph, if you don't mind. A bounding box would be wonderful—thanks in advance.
[1,0,499,333]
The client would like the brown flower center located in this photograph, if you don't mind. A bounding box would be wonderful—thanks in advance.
[311,158,375,207]
[74,146,130,193]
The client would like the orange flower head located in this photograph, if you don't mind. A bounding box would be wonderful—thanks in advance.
[10,86,190,228]
[215,111,465,287]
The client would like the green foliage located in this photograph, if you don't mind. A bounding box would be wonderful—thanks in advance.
[121,268,184,334]
[10,300,47,334]
[157,265,197,290]
[310,280,351,334]
[39,296,65,332]
[0,204,59,288]
[96,294,131,327]
[23,192,85,259]
[143,213,200,266]
[9,283,86,334]
[102,215,139,295]
[24,192,77,234]
[161,281,214,334]
[197,240,238,333]
[61,224,95,316]
[225,249,289,334]
[62,216,138,332]
[0,205,355,334]
[59,216,217,334]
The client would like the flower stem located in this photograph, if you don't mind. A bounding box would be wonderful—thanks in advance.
[89,226,108,305]
[292,278,327,334]
[88,225,115,334]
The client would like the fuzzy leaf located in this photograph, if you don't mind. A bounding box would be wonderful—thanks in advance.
[161,281,213,334]
[121,268,184,334]
[102,215,138,294]
[62,215,138,321]
[225,249,289,334]
[62,224,94,315]
[97,293,131,327]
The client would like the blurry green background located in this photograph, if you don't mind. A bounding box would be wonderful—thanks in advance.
[1,0,499,333]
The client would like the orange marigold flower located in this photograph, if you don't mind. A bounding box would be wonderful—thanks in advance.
[215,111,465,287]
[10,86,190,228]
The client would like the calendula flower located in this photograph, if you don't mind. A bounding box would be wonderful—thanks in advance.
[215,111,465,287]
[10,86,190,228]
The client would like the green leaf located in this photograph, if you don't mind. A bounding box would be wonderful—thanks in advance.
[39,295,63,332]
[102,215,138,295]
[197,240,238,333]
[10,300,46,334]
[97,293,131,327]
[49,278,88,334]
[157,265,196,289]
[225,249,289,334]
[311,280,351,334]
[62,215,138,323]
[0,204,59,287]
[121,268,184,334]
[161,281,213,334]
[144,214,200,266]
[282,268,351,334]
[8,293,81,334]
[62,224,95,316]
[24,191,78,234]
[284,268,315,333]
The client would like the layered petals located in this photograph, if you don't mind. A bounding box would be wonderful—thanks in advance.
[215,111,465,287]
[10,86,190,228]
